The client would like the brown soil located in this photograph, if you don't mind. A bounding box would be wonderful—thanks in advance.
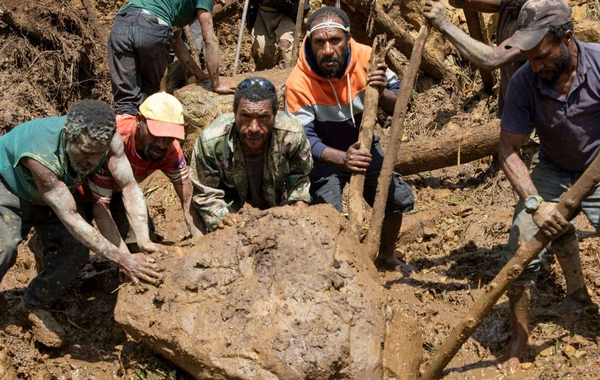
[2,0,600,379]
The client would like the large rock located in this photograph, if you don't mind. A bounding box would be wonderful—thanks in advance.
[115,205,418,379]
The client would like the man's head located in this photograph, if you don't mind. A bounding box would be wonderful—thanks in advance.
[233,77,278,157]
[306,6,351,78]
[505,0,574,82]
[136,92,185,161]
[64,99,116,178]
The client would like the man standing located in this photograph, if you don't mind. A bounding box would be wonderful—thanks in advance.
[498,0,599,373]
[285,6,415,270]
[0,100,161,348]
[247,0,310,70]
[85,93,204,249]
[190,77,312,231]
[108,0,235,116]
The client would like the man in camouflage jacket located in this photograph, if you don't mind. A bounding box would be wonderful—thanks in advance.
[190,77,312,231]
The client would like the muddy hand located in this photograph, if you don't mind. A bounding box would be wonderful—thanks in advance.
[213,78,236,94]
[119,253,161,286]
[344,141,372,173]
[423,0,449,29]
[365,62,388,95]
[531,201,568,239]
[137,241,171,255]
[216,214,237,229]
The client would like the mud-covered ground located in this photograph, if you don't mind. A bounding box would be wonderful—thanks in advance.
[2,0,600,379]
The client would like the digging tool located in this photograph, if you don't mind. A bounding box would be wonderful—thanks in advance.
[233,0,251,75]
[419,152,600,379]
[364,21,432,261]
[183,25,202,68]
[347,35,394,237]
[290,0,307,66]
[462,10,493,92]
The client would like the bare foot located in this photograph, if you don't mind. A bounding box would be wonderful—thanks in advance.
[374,254,416,276]
[496,330,529,375]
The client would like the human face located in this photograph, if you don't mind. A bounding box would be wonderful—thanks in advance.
[521,35,573,83]
[66,131,110,176]
[234,98,275,157]
[309,17,349,78]
[137,116,174,161]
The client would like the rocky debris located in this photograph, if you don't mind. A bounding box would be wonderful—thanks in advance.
[115,204,421,379]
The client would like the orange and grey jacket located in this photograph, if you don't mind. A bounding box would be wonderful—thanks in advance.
[284,37,400,161]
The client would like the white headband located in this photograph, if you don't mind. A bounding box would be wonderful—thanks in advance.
[306,21,350,37]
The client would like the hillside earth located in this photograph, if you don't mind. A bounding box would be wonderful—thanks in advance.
[1,0,600,379]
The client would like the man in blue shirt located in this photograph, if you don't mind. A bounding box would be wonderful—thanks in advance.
[497,0,600,373]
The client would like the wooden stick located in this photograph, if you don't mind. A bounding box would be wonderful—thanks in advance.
[290,0,306,66]
[233,0,251,75]
[347,35,394,237]
[420,151,600,379]
[462,10,494,92]
[364,21,432,261]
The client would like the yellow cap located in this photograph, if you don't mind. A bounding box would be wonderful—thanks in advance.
[139,92,185,140]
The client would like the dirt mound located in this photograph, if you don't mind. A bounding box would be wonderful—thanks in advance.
[114,204,401,379]
[0,0,115,132]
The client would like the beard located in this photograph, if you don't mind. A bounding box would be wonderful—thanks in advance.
[141,144,166,161]
[540,43,571,83]
[67,152,90,186]
[319,44,350,78]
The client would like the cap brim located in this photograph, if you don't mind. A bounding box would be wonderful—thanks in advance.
[505,28,549,51]
[146,119,185,140]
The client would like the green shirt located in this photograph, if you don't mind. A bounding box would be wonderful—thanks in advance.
[0,116,107,205]
[190,113,313,231]
[123,0,214,28]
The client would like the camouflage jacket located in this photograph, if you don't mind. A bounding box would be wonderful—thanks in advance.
[190,113,313,231]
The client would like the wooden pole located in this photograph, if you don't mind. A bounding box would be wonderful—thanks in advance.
[462,10,494,92]
[365,22,432,261]
[183,26,202,68]
[233,0,251,75]
[290,0,306,66]
[347,35,394,237]
[420,152,600,379]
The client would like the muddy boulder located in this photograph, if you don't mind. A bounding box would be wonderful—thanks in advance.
[115,204,390,379]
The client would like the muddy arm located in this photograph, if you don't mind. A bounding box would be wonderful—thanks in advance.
[173,179,205,237]
[424,0,521,71]
[23,157,160,285]
[197,9,235,94]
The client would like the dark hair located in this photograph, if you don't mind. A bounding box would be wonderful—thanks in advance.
[65,99,116,143]
[233,77,278,114]
[307,6,350,32]
[546,21,574,43]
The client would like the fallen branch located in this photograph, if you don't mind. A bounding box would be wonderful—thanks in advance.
[462,10,494,92]
[395,119,500,176]
[347,35,394,237]
[365,22,432,260]
[419,149,600,379]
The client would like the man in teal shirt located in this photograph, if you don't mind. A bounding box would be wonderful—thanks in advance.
[0,100,162,348]
[108,0,236,115]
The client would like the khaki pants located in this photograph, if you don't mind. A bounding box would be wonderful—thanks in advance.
[251,9,295,70]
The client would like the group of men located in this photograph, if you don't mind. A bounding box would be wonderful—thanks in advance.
[1,0,599,376]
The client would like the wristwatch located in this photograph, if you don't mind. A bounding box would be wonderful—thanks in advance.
[524,195,544,214]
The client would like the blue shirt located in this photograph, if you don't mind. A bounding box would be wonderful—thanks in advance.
[501,39,600,172]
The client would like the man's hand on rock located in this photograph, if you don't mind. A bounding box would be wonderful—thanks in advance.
[344,141,372,173]
[216,213,237,229]
[532,202,569,239]
[213,78,236,94]
[423,0,450,29]
[118,253,161,286]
